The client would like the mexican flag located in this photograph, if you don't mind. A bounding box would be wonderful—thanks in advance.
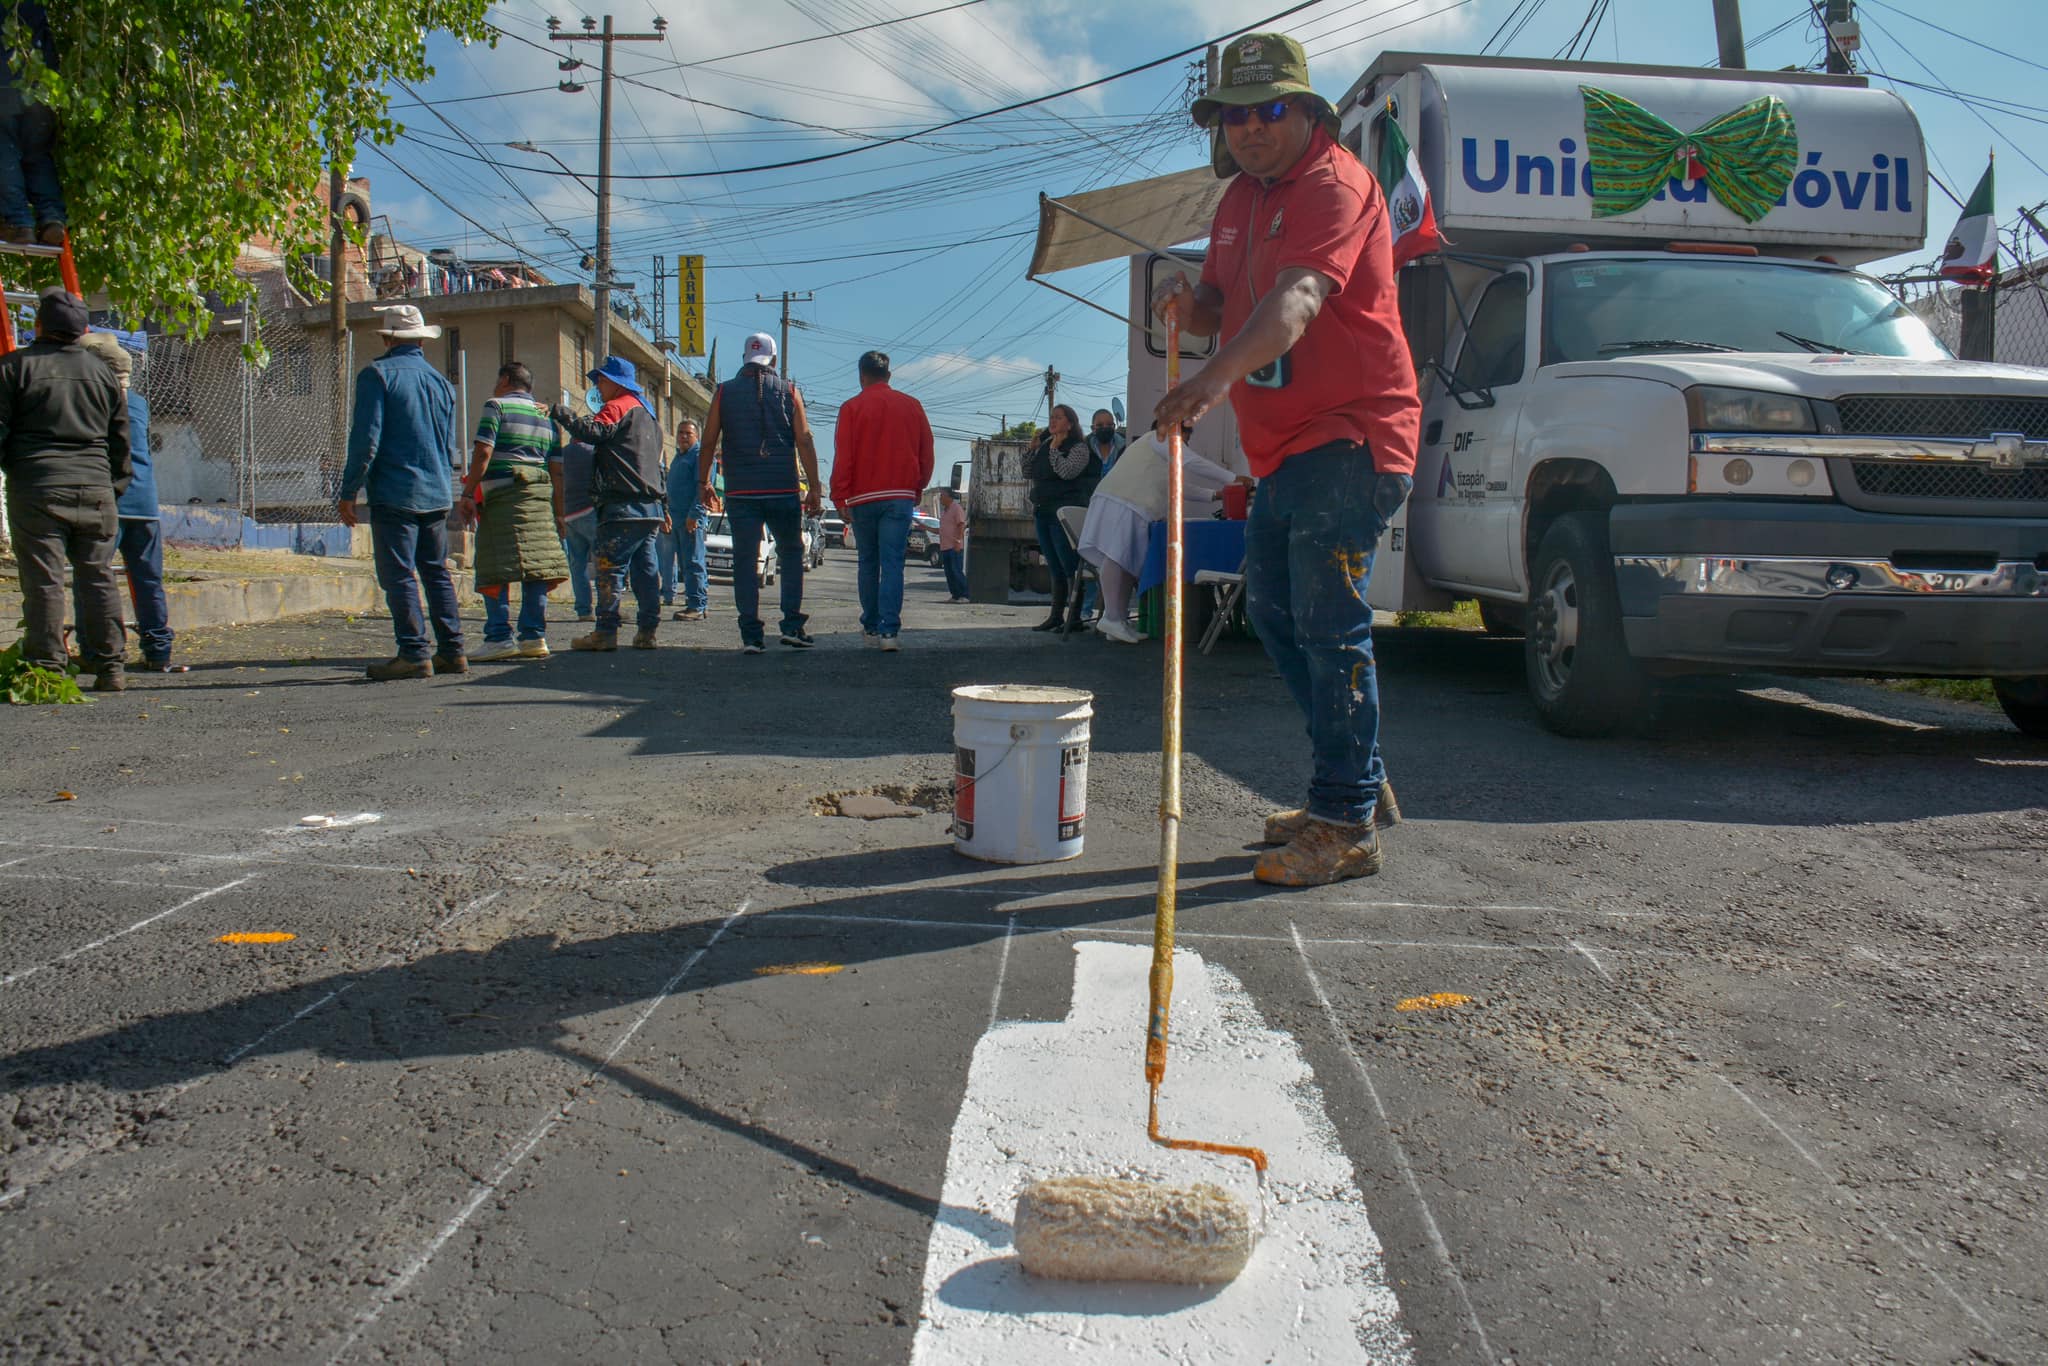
[1375,108,1442,268]
[1941,159,1997,287]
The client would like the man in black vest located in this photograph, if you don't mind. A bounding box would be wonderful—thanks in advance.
[698,332,823,653]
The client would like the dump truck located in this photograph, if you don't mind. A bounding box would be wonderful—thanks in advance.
[1031,51,2048,738]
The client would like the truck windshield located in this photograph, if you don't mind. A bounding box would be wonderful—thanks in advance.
[1543,258,1951,364]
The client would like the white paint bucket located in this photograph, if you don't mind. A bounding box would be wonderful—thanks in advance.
[952,684,1093,864]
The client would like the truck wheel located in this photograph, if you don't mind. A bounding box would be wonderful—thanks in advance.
[1477,599,1524,637]
[1994,678,2048,738]
[1524,512,1649,736]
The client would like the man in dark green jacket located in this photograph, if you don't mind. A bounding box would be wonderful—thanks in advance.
[0,288,130,690]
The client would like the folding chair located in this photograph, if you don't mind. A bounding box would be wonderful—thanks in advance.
[1054,504,1098,638]
[1192,554,1246,655]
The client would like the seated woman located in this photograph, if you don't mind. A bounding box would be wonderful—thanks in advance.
[1076,425,1245,643]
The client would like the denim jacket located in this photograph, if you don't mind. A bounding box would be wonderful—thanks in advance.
[340,344,456,513]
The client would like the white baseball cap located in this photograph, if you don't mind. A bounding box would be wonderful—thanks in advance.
[742,332,777,367]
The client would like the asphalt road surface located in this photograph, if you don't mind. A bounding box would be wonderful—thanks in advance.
[2,549,2042,1365]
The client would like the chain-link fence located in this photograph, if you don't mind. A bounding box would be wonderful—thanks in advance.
[1891,217,2048,372]
[134,289,351,524]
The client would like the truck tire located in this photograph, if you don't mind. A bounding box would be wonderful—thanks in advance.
[1994,678,2048,738]
[1477,599,1524,637]
[1524,512,1650,736]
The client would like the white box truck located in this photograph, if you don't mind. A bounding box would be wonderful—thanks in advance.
[1040,52,2048,737]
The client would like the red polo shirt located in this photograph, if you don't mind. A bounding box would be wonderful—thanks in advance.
[1199,127,1420,477]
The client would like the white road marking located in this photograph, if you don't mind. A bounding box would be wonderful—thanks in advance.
[755,910,1568,954]
[0,872,214,891]
[985,914,1016,1030]
[0,876,259,988]
[0,838,417,874]
[911,940,1412,1365]
[1291,924,1496,1364]
[323,902,748,1365]
[0,851,57,869]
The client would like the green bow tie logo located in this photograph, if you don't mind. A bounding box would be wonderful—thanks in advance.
[1580,86,1798,224]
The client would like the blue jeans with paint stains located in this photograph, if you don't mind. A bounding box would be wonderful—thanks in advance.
[593,518,663,634]
[1243,441,1411,825]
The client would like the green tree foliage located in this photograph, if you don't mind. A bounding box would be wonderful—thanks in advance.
[999,421,1040,441]
[11,1,492,334]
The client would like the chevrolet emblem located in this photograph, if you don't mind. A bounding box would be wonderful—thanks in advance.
[1977,431,2031,468]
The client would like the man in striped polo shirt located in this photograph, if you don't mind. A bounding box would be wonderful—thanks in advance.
[459,362,570,660]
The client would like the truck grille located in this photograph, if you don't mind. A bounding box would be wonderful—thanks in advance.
[1848,462,2048,502]
[1834,394,2048,440]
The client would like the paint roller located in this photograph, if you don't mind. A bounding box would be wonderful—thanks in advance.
[1013,293,1267,1286]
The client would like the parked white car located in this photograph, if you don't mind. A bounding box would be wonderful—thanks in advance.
[704,514,778,584]
[703,515,816,583]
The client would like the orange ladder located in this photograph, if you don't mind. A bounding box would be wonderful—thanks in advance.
[0,230,82,354]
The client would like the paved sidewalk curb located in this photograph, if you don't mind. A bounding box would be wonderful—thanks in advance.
[2,562,486,635]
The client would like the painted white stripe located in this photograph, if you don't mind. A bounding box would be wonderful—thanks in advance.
[911,940,1412,1365]
[754,910,1570,954]
[0,838,417,874]
[323,902,747,1364]
[985,914,1017,1030]
[0,851,58,869]
[0,876,259,987]
[1291,924,1496,1364]
[0,872,214,891]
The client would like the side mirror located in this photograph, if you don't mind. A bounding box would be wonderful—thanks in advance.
[1425,359,1496,411]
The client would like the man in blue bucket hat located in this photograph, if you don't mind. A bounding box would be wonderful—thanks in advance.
[549,355,667,651]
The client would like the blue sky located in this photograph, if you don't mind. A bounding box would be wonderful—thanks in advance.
[368,0,2048,475]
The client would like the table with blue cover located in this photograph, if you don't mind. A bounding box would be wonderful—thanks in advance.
[1136,517,1247,595]
[1135,518,1251,640]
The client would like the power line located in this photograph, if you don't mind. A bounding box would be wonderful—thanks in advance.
[665,0,991,69]
[1857,0,2048,79]
[466,0,1343,181]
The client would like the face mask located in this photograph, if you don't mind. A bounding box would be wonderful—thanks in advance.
[1094,423,1113,435]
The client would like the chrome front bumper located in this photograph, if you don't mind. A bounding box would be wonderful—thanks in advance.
[1614,555,2047,599]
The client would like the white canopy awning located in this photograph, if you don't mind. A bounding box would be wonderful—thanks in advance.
[1029,167,1227,278]
[1027,166,1229,328]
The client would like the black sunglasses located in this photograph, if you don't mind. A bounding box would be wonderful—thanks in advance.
[1217,99,1292,128]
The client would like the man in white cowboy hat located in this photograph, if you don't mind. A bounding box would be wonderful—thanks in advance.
[548,354,667,651]
[1152,31,1420,888]
[337,303,467,680]
[697,331,823,653]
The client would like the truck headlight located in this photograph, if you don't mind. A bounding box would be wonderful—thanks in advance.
[1686,386,1817,433]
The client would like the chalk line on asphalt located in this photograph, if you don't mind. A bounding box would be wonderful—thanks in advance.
[0,875,260,988]
[910,939,1413,1366]
[322,901,748,1365]
[1290,924,1496,1365]
[1561,933,1998,1338]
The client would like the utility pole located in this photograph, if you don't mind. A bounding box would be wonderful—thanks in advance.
[549,14,665,362]
[328,150,349,483]
[650,255,671,346]
[1823,0,1855,75]
[755,290,814,386]
[1043,363,1060,416]
[1711,0,1746,69]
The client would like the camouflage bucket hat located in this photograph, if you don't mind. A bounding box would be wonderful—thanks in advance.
[1193,32,1339,177]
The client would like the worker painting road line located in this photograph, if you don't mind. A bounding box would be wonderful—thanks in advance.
[911,940,1411,1364]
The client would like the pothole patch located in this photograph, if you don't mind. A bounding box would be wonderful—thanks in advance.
[814,783,954,818]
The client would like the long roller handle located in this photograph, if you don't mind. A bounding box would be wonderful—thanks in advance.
[1145,290,1267,1175]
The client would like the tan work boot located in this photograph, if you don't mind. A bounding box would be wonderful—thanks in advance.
[1253,818,1381,887]
[631,628,657,650]
[1262,781,1401,844]
[571,629,618,652]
